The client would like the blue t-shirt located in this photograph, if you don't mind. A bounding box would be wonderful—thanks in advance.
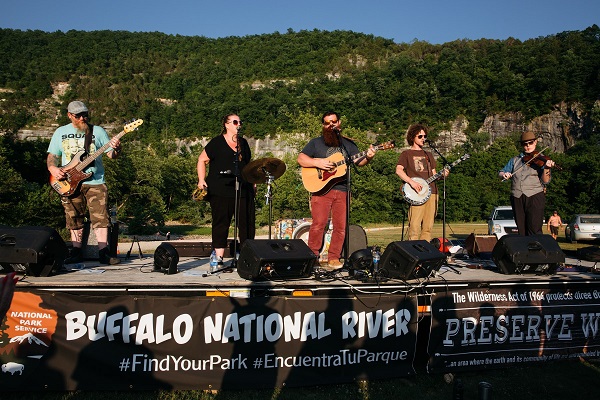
[47,124,112,185]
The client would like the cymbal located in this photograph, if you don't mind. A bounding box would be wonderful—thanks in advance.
[242,158,286,184]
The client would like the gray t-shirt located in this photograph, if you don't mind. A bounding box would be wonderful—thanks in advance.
[300,136,360,192]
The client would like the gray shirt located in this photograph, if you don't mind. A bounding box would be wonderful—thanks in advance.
[300,136,360,192]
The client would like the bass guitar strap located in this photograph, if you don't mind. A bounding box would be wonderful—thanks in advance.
[83,122,95,167]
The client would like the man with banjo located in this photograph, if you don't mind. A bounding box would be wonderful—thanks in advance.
[395,124,448,241]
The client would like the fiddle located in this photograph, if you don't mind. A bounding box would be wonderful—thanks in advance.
[522,150,562,171]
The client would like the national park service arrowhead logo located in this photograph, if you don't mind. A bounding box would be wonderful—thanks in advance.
[0,292,58,383]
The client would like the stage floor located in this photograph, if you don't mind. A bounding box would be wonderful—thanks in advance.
[13,240,600,296]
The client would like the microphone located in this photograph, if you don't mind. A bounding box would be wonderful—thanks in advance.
[220,170,232,175]
[332,127,341,135]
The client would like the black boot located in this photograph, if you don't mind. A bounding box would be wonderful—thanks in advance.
[99,247,120,265]
[64,247,83,264]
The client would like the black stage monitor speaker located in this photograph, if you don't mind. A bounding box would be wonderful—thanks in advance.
[0,226,67,277]
[237,239,317,280]
[153,243,179,275]
[164,239,237,258]
[379,240,446,280]
[492,234,565,275]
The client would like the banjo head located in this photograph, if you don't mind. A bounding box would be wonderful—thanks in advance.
[402,177,432,206]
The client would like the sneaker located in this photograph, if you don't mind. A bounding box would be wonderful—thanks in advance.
[99,247,120,265]
[321,259,344,272]
[64,247,83,264]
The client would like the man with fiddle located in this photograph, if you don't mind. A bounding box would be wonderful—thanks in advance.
[499,131,556,236]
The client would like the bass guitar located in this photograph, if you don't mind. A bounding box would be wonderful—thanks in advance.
[49,119,143,197]
[301,141,395,194]
[402,153,470,205]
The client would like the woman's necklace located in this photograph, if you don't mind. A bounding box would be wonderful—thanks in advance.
[225,134,237,143]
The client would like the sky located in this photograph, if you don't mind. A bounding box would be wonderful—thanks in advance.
[1,0,599,44]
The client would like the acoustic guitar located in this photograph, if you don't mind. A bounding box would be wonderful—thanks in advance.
[301,141,395,194]
[49,119,143,197]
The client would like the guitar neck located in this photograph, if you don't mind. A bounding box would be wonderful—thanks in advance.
[75,129,126,171]
[332,144,383,167]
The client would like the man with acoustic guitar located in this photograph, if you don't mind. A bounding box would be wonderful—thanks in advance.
[396,124,448,242]
[297,111,376,271]
[47,101,121,265]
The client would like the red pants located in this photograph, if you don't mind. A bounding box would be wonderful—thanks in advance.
[308,190,347,261]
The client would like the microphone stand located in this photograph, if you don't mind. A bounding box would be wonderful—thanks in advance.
[336,128,356,263]
[426,140,452,264]
[263,167,275,239]
[229,131,242,270]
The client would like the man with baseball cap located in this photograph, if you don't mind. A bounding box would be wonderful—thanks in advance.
[47,101,122,264]
[498,131,556,235]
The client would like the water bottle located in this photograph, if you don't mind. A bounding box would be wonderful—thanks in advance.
[372,246,380,273]
[209,250,218,273]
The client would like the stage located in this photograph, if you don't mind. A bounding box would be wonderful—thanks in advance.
[2,238,600,391]
[12,238,599,294]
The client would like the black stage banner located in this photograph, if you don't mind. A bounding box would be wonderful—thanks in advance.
[0,291,418,390]
[428,284,600,373]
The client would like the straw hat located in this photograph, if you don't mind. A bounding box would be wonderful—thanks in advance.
[520,131,537,143]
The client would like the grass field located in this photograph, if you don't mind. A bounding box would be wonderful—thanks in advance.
[163,221,586,250]
[8,222,598,399]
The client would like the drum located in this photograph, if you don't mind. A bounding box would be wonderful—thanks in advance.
[275,219,304,240]
[292,221,330,261]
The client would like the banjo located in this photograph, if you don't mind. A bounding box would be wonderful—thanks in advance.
[402,153,470,205]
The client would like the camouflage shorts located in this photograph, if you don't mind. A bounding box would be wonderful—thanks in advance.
[61,184,110,230]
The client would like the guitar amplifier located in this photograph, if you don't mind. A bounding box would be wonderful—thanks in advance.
[465,234,498,258]
[0,226,67,277]
[237,239,317,280]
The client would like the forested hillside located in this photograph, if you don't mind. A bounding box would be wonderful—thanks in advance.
[0,27,599,234]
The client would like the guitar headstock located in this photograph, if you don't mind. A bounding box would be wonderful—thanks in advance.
[377,140,395,150]
[124,119,144,133]
[461,153,471,161]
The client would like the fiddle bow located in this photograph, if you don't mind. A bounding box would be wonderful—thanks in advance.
[501,146,559,182]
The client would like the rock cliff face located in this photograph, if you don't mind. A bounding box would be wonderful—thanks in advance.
[433,101,596,154]
[13,101,597,157]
